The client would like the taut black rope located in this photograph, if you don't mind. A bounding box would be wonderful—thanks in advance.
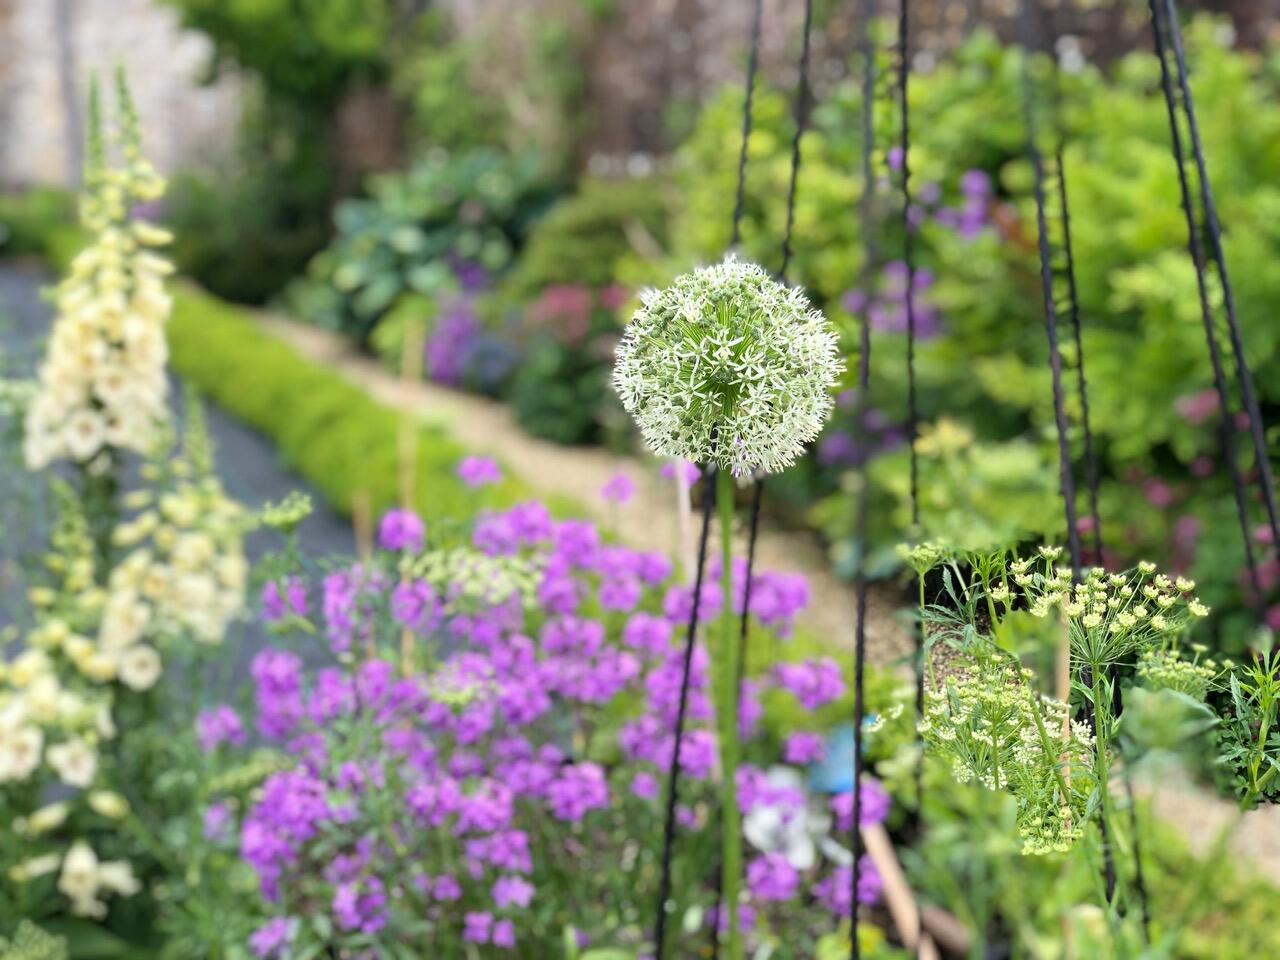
[849,1,880,954]
[1155,0,1280,553]
[730,0,765,250]
[1147,0,1263,603]
[779,0,815,280]
[1054,149,1104,560]
[1018,18,1118,908]
[653,462,718,959]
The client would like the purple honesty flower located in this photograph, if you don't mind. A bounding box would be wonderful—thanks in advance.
[832,777,891,831]
[203,801,233,840]
[261,577,306,622]
[747,852,800,902]
[960,168,991,198]
[333,876,388,934]
[249,917,298,958]
[601,473,636,504]
[547,763,609,821]
[630,771,659,800]
[458,455,503,487]
[492,875,535,909]
[250,649,303,739]
[464,912,493,944]
[378,508,426,552]
[775,658,844,710]
[660,458,701,486]
[783,731,826,765]
[196,704,246,752]
[493,918,516,948]
[814,857,883,915]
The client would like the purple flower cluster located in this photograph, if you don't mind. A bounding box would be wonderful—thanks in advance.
[220,493,890,953]
[196,704,246,752]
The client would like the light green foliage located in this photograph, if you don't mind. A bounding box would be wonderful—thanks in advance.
[164,282,532,527]
[500,176,670,301]
[288,149,555,347]
[0,923,67,960]
[164,0,391,107]
[674,19,1280,651]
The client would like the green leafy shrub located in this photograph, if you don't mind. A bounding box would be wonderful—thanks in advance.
[491,176,670,447]
[165,117,332,305]
[288,149,556,348]
[164,281,530,526]
[671,20,1280,652]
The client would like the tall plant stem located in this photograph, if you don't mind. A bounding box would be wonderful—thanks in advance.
[716,468,744,960]
[1089,666,1123,913]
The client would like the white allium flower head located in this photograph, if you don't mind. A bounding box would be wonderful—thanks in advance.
[613,256,842,476]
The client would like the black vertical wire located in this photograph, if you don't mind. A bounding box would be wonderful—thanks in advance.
[1158,0,1280,552]
[1147,0,1262,602]
[1054,152,1104,560]
[654,465,718,960]
[1044,20,1151,935]
[711,3,814,949]
[779,0,815,280]
[730,0,765,250]
[849,1,879,955]
[1020,20,1120,906]
[896,0,927,862]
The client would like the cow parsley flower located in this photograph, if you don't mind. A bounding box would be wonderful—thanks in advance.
[613,257,841,476]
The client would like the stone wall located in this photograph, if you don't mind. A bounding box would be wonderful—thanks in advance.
[0,0,241,189]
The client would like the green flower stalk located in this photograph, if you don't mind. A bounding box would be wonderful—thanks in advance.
[615,257,839,960]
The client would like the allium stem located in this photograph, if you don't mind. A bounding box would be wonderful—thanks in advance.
[716,467,744,960]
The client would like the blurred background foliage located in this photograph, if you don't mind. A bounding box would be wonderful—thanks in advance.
[8,2,1279,654]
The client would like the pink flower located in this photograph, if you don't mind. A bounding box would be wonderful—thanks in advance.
[458,456,503,488]
[377,508,425,552]
[1174,389,1218,425]
[601,473,636,505]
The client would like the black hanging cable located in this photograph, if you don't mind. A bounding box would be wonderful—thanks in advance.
[896,0,927,860]
[1054,151,1104,560]
[1156,0,1280,552]
[1042,16,1151,934]
[848,1,879,954]
[653,463,718,960]
[711,3,813,948]
[730,0,765,250]
[779,0,815,279]
[1147,0,1263,603]
[1019,15,1122,906]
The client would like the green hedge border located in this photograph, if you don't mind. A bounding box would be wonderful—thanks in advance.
[0,191,545,527]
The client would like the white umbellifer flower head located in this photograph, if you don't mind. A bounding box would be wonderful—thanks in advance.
[613,257,842,477]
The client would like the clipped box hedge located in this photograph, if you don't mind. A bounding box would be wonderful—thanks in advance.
[165,282,531,525]
[1,189,534,525]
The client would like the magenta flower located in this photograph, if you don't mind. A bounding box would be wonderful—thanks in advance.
[249,918,298,958]
[783,731,825,765]
[492,875,535,908]
[747,852,800,902]
[458,455,503,487]
[377,508,426,552]
[601,473,636,505]
[261,577,306,622]
[196,704,246,752]
[659,458,701,486]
